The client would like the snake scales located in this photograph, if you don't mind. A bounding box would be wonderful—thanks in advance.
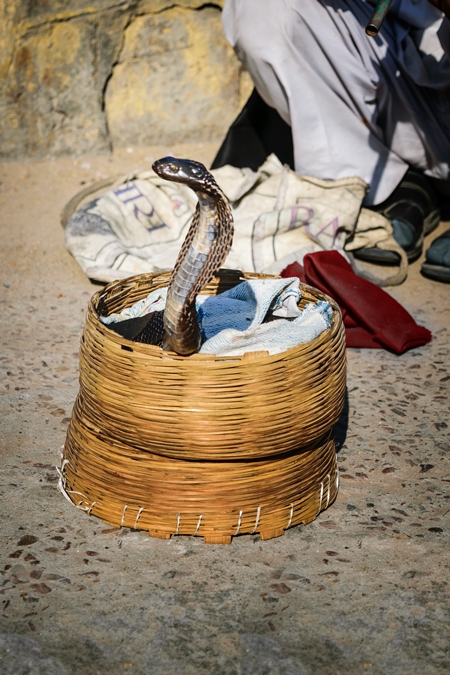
[110,157,234,355]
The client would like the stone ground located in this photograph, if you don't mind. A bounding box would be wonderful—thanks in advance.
[0,143,449,675]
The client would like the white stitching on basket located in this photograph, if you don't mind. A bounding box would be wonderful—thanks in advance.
[56,466,73,505]
[87,501,101,515]
[317,482,324,516]
[175,514,181,536]
[55,462,69,494]
[335,467,340,491]
[120,505,128,527]
[56,464,95,513]
[69,491,90,508]
[56,465,66,485]
[235,510,243,536]
[74,497,90,510]
[134,507,144,528]
[194,515,203,535]
[326,473,331,508]
[287,503,294,529]
[252,506,261,534]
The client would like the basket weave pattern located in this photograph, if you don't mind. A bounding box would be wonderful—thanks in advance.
[62,270,346,543]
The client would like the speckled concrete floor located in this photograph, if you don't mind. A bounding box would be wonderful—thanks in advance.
[0,145,449,675]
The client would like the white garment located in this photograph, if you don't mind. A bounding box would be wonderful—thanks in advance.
[222,0,450,205]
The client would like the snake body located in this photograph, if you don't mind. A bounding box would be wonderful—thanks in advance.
[119,157,233,355]
[153,158,233,354]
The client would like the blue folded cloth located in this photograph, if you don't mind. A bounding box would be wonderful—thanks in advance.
[198,278,332,355]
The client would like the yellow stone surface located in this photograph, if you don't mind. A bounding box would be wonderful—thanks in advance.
[0,0,16,80]
[105,6,245,146]
[0,1,250,159]
[29,22,82,90]
[139,0,225,10]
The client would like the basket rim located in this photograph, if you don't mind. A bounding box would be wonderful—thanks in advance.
[89,269,343,363]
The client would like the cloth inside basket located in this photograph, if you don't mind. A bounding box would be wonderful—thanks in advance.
[101,277,333,356]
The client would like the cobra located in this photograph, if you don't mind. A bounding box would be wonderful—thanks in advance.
[152,157,234,355]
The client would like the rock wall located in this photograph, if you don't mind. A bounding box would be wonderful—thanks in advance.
[0,0,252,160]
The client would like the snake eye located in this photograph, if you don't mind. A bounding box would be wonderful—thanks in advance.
[169,163,179,172]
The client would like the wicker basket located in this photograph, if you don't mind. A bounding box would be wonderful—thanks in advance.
[61,269,346,543]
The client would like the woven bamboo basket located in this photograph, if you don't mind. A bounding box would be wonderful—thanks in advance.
[61,269,346,543]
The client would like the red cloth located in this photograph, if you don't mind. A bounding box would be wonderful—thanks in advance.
[281,251,432,354]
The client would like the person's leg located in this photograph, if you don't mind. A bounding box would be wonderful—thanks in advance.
[223,0,406,205]
[223,0,450,205]
[222,0,450,270]
[421,179,450,282]
[352,169,441,264]
[421,228,450,282]
[210,89,295,171]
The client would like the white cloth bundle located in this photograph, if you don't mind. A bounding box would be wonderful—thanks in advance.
[101,277,333,356]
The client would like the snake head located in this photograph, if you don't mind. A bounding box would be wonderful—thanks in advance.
[152,157,210,189]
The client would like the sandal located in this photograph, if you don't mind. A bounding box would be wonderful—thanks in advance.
[421,228,450,283]
[353,170,440,265]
